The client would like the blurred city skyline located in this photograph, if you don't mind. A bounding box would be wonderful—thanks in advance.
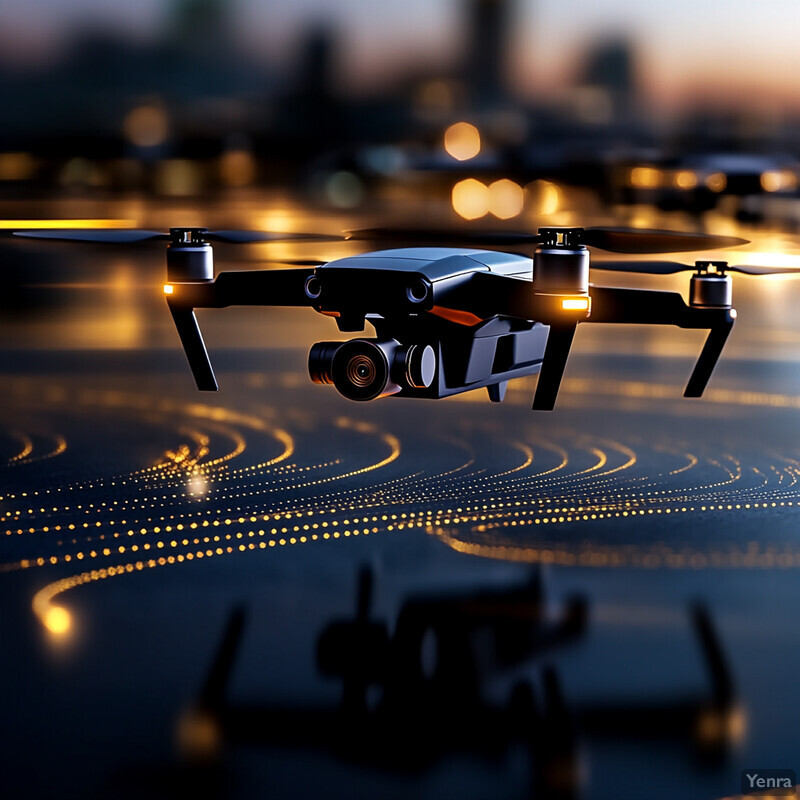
[2,0,800,114]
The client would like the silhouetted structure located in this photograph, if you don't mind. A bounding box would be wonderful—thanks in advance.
[464,0,511,108]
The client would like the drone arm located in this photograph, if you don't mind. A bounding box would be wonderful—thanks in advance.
[168,267,317,309]
[432,272,590,322]
[165,268,316,391]
[167,303,218,391]
[585,286,736,397]
[586,286,701,326]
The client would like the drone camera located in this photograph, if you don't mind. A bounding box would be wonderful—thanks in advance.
[308,338,436,401]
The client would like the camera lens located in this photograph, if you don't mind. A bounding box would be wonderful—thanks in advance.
[331,339,401,401]
[346,355,377,387]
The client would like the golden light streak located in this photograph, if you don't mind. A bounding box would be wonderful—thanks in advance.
[0,219,136,229]
[17,363,800,640]
[493,442,534,478]
[562,298,590,310]
[163,284,174,295]
[669,452,699,475]
[8,432,33,463]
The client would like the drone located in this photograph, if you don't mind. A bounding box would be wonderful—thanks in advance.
[13,223,797,410]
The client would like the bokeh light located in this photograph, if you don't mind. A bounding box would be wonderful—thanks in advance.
[444,122,481,162]
[43,606,71,636]
[488,179,524,219]
[452,178,489,219]
[123,104,169,148]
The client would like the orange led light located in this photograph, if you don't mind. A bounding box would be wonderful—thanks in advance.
[561,298,589,310]
[163,284,174,295]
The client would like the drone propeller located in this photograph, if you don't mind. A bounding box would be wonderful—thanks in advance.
[13,228,342,245]
[259,257,329,267]
[347,226,748,254]
[592,260,800,276]
[14,229,171,244]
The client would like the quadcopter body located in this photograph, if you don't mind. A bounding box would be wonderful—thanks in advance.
[159,228,742,410]
[16,223,786,411]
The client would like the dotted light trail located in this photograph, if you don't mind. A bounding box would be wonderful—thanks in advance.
[4,374,800,635]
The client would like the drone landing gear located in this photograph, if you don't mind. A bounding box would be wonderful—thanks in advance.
[532,323,578,411]
[168,306,218,391]
[684,321,734,397]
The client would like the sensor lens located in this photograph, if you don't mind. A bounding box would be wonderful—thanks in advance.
[406,278,429,304]
[305,275,322,299]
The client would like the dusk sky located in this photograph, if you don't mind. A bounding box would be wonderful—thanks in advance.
[2,0,800,112]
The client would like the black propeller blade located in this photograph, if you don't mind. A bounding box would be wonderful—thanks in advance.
[579,227,748,254]
[13,229,342,245]
[347,226,749,254]
[205,230,341,244]
[13,229,171,244]
[259,258,329,266]
[593,260,800,276]
[727,264,800,275]
[348,227,542,246]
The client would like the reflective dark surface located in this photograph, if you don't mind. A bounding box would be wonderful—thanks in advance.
[3,192,800,800]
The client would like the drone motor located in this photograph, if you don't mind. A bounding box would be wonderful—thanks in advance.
[167,228,214,282]
[689,262,733,308]
[532,228,590,295]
